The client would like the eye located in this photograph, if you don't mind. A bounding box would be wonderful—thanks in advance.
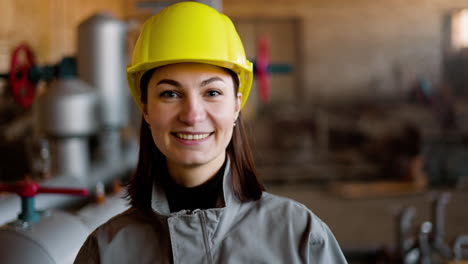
[160,90,180,98]
[206,90,222,97]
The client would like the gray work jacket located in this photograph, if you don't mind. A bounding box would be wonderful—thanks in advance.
[74,160,347,264]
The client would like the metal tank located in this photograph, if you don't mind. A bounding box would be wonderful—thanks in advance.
[77,13,129,164]
[0,181,129,264]
[0,181,91,264]
[0,211,90,264]
[35,71,99,179]
[76,187,129,231]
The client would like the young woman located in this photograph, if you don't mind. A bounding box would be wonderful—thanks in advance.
[75,2,347,263]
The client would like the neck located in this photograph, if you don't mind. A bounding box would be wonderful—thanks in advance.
[166,153,226,188]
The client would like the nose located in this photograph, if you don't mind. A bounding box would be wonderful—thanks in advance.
[178,95,206,125]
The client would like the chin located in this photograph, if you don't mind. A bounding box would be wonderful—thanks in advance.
[169,151,224,168]
[171,156,212,167]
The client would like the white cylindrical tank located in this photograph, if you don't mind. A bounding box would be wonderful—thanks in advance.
[35,78,99,136]
[0,181,129,264]
[77,12,129,165]
[0,211,90,264]
[77,193,129,231]
[35,77,99,179]
[77,12,128,129]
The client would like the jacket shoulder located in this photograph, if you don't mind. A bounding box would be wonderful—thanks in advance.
[259,192,314,218]
[89,208,153,241]
[258,193,347,262]
[259,192,330,242]
[76,209,166,263]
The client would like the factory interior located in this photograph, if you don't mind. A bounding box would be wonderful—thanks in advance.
[1,0,468,263]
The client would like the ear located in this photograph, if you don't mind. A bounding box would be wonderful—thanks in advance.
[234,92,242,120]
[142,104,150,124]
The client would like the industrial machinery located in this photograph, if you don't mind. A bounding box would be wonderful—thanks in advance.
[343,192,468,264]
[0,181,90,264]
[0,180,129,264]
[0,12,135,263]
[77,12,129,165]
[394,193,468,264]
[0,12,136,225]
[35,58,99,179]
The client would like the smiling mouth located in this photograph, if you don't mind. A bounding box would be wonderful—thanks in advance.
[173,132,213,140]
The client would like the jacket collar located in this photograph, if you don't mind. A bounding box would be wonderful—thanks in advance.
[151,157,238,216]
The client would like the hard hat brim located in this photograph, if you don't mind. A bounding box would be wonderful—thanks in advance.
[127,59,253,111]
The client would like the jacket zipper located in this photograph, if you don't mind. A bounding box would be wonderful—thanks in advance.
[199,212,213,264]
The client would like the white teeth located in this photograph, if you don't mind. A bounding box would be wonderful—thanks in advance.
[176,133,210,140]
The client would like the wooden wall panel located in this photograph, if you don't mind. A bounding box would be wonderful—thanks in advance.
[2,0,468,103]
[0,0,126,71]
[223,0,468,103]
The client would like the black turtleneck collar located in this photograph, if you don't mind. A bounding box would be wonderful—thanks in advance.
[162,161,226,213]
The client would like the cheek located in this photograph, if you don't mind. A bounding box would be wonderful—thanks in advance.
[147,117,165,142]
[147,114,170,152]
[146,104,172,130]
[210,105,236,131]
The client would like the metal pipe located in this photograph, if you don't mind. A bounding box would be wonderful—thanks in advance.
[77,13,128,129]
[99,129,121,165]
[0,140,137,225]
[432,192,452,258]
[54,137,90,179]
[397,207,416,258]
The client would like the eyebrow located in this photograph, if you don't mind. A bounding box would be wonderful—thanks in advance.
[156,79,181,87]
[201,77,225,86]
[156,77,225,88]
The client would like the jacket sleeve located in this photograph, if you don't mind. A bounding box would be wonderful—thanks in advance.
[74,234,101,264]
[308,218,348,263]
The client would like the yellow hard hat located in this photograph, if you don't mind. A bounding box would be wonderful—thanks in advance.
[127,1,253,110]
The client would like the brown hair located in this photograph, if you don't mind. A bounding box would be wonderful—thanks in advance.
[126,66,264,212]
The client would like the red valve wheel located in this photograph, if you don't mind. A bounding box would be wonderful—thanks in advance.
[9,44,36,108]
[256,36,270,103]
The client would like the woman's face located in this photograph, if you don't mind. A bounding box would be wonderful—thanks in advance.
[143,63,241,171]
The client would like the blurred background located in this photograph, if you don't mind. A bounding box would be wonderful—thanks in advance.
[0,0,467,263]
